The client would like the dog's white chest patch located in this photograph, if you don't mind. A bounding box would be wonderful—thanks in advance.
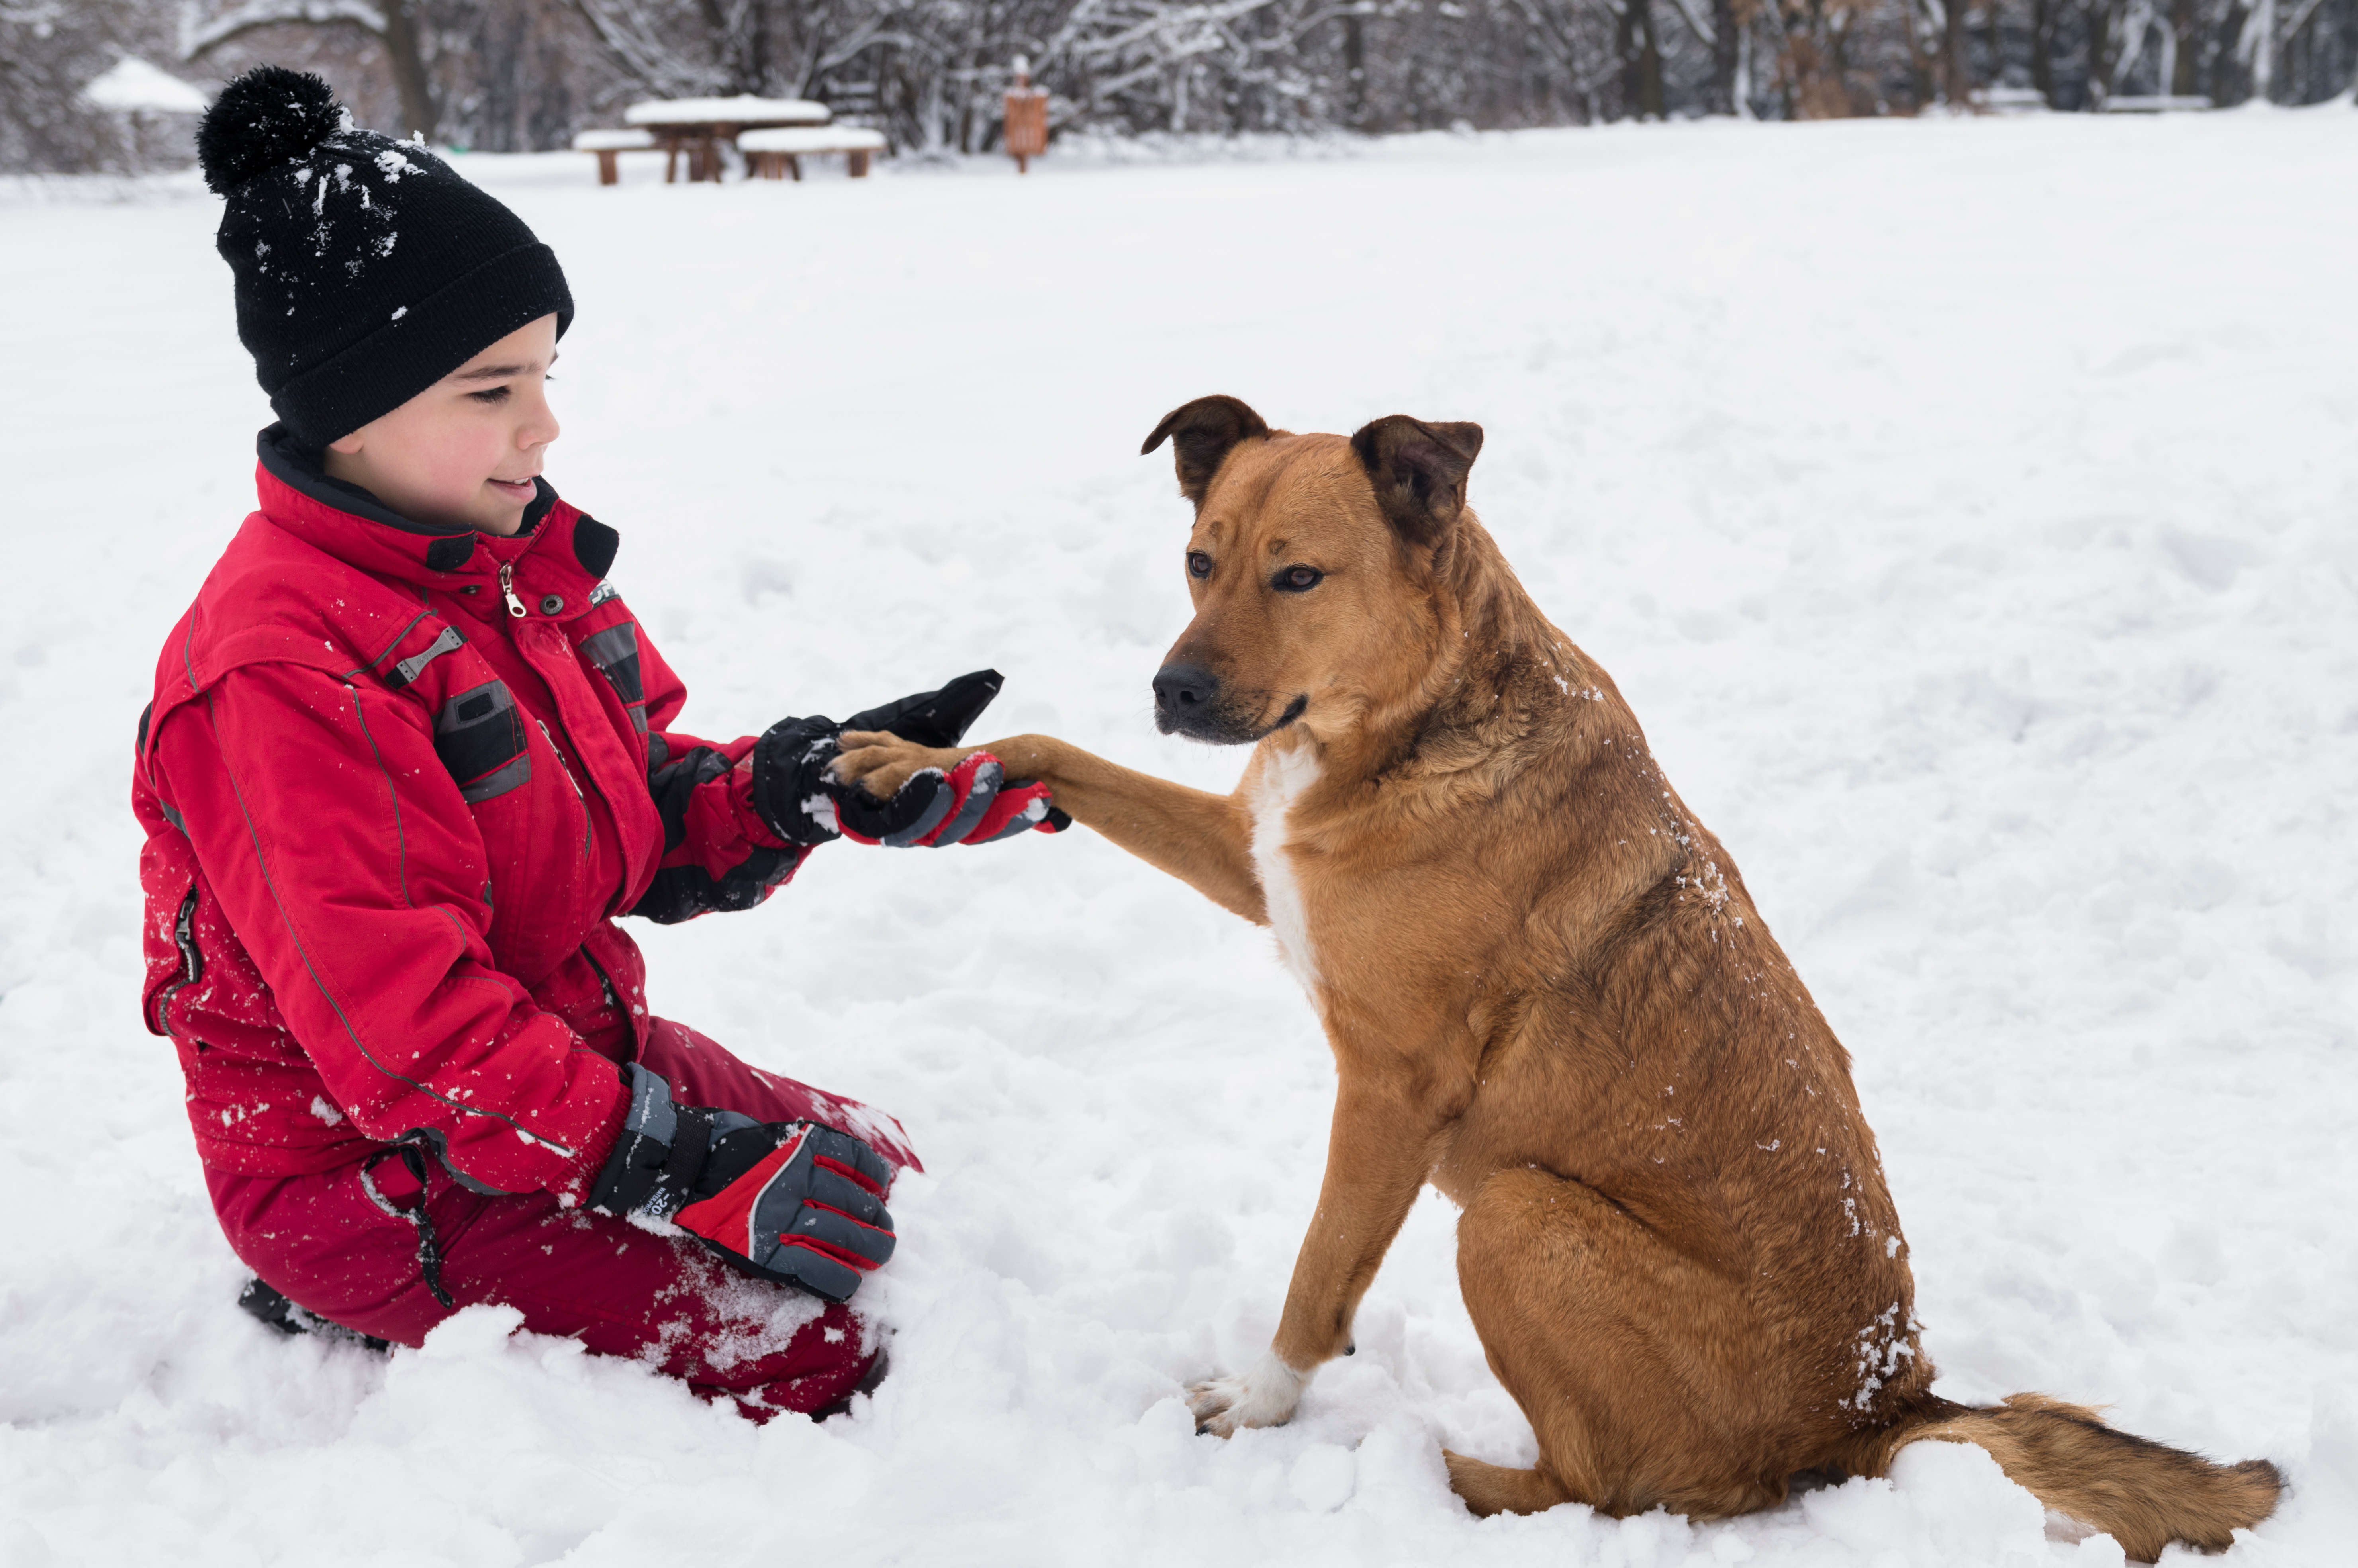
[1250,744,1323,996]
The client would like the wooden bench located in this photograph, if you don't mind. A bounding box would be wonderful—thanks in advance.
[572,128,655,186]
[738,126,888,181]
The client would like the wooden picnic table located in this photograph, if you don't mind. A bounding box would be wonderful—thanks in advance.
[622,96,831,182]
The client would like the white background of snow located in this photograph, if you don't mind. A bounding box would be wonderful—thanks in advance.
[1,112,2353,1565]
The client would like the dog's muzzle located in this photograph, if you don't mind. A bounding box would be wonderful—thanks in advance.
[1153,665,1303,744]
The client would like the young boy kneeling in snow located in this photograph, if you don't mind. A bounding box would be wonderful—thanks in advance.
[133,68,1060,1417]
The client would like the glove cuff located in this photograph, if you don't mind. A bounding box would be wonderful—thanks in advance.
[585,1064,714,1219]
[750,716,845,848]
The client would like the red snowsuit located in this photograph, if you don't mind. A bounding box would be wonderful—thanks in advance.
[135,430,919,1414]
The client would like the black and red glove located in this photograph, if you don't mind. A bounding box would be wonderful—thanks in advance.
[749,669,1070,848]
[587,1065,896,1303]
[834,750,1061,847]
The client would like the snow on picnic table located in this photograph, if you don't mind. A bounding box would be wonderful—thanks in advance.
[1,112,2354,1566]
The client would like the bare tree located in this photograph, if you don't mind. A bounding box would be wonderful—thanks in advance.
[182,1,458,141]
[2,0,204,170]
[12,0,2358,173]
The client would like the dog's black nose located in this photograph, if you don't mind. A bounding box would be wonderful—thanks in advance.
[1153,663,1217,714]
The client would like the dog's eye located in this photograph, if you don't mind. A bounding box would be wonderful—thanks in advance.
[1273,566,1323,593]
[1187,551,1212,579]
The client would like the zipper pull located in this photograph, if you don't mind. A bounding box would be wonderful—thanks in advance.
[499,562,527,619]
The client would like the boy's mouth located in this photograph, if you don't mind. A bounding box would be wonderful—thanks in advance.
[486,475,537,502]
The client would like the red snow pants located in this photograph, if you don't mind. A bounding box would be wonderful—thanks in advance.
[207,1020,910,1420]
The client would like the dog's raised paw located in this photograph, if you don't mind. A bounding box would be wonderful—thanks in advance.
[1186,1349,1308,1437]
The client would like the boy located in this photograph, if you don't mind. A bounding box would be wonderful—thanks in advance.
[134,67,1059,1418]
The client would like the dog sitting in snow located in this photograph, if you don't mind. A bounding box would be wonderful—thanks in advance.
[832,395,2281,1557]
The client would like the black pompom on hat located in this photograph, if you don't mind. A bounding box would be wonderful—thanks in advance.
[197,67,572,448]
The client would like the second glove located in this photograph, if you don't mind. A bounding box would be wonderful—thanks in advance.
[587,1064,897,1303]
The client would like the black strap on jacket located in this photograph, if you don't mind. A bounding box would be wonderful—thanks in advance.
[359,1140,456,1309]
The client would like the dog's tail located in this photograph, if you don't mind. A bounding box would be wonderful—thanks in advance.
[1844,1392,2281,1561]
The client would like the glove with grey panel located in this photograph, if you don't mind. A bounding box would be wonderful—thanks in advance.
[586,1064,896,1303]
[748,669,1069,848]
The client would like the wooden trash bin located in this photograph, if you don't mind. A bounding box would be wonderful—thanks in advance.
[1003,57,1048,174]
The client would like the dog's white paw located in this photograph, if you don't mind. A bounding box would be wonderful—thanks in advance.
[1187,1349,1308,1437]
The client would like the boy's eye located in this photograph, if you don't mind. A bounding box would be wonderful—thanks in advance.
[1187,551,1212,579]
[469,385,510,405]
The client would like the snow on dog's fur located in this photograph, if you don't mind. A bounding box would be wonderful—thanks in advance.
[833,395,2281,1560]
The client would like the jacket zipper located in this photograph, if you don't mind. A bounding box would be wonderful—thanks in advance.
[579,943,624,1013]
[538,719,593,859]
[500,566,607,871]
[152,884,204,1036]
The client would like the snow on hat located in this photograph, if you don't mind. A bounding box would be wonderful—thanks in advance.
[197,66,573,448]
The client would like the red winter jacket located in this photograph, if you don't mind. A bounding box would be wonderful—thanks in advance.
[135,430,813,1199]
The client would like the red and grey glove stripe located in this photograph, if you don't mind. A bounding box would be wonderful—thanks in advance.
[673,1123,897,1303]
[964,778,1063,842]
[837,752,1065,848]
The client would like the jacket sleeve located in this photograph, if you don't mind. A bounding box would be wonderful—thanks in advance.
[154,661,625,1198]
[627,623,813,925]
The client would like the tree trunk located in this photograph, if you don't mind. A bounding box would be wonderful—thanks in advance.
[2170,0,2199,92]
[1942,0,1970,104]
[2210,0,2250,103]
[1641,2,1667,115]
[2032,0,2056,102]
[1616,1,1641,117]
[1619,0,1665,117]
[1709,0,1741,112]
[1343,11,1367,128]
[381,0,439,143]
[2342,0,2358,102]
[748,2,772,94]
[2248,0,2275,102]
[2084,0,2117,107]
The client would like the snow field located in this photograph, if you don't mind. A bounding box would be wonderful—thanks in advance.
[1,110,2354,1564]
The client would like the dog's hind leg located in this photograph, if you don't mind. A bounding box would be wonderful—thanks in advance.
[1449,1166,1791,1521]
[1441,1452,1573,1517]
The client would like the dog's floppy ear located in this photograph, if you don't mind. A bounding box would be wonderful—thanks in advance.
[1349,415,1484,550]
[1141,395,1271,506]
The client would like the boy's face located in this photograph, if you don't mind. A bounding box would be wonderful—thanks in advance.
[323,314,561,536]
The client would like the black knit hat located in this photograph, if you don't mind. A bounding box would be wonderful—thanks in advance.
[197,67,573,448]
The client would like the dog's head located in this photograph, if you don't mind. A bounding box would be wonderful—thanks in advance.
[1140,394,1483,746]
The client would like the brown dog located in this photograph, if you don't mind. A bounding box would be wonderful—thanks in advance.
[833,395,2281,1558]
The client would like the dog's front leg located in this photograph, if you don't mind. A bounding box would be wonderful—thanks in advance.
[1189,1074,1437,1436]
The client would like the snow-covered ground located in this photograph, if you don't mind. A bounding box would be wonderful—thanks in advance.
[2,111,2354,1566]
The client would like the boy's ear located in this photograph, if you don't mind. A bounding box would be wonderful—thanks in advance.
[327,430,366,455]
[1140,395,1271,508]
[1349,415,1483,551]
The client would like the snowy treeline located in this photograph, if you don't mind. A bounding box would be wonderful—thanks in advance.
[5,0,2357,169]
